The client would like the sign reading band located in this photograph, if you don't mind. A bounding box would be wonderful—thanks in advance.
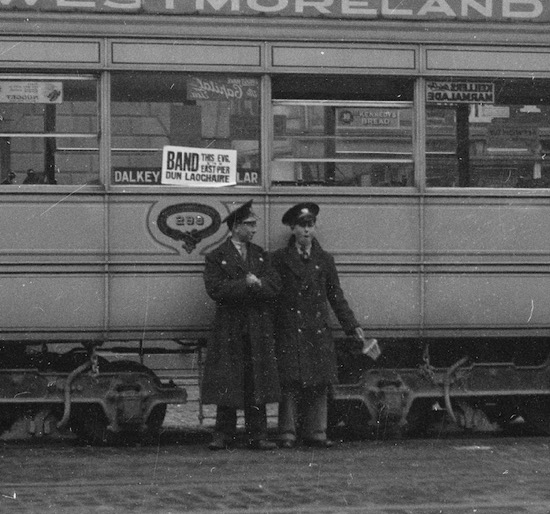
[162,145,237,187]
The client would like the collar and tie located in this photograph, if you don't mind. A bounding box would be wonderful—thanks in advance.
[233,241,247,261]
[297,244,310,262]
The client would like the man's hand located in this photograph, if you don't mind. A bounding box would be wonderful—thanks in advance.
[353,326,365,342]
[246,273,262,288]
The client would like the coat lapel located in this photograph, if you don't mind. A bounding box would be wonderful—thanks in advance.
[284,242,307,277]
[246,244,266,275]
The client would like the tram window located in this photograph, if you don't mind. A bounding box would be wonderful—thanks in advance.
[110,72,260,186]
[0,77,99,186]
[271,75,414,187]
[426,78,550,188]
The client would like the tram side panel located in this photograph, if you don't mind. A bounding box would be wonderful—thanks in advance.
[0,194,106,341]
[424,197,550,337]
[0,193,217,342]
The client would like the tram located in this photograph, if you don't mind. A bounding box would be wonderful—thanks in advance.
[1,0,550,442]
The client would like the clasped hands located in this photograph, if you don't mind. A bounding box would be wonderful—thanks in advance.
[246,272,262,288]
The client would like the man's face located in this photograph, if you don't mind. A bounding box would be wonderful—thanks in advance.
[291,219,316,247]
[232,216,258,243]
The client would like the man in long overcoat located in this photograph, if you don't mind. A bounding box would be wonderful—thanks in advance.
[271,202,366,448]
[202,200,281,450]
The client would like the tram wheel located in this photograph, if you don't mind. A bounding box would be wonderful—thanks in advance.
[70,360,167,445]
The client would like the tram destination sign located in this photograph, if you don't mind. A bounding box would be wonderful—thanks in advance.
[426,81,495,104]
[112,168,162,184]
[0,0,547,21]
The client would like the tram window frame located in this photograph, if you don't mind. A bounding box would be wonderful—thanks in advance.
[270,75,415,188]
[0,75,100,187]
[110,71,261,188]
[426,77,550,189]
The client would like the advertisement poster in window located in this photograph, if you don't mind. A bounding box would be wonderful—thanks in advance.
[0,81,63,104]
[161,145,237,187]
[187,76,259,137]
[336,107,400,130]
[187,76,260,186]
[426,81,495,104]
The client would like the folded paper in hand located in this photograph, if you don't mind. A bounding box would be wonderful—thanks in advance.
[362,338,381,360]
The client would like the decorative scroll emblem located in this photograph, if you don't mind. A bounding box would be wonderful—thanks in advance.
[157,203,221,254]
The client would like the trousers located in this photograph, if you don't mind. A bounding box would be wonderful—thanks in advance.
[278,384,328,442]
[214,404,268,442]
[213,335,268,442]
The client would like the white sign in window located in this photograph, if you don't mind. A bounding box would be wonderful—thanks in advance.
[0,81,63,104]
[161,146,237,187]
[426,81,494,104]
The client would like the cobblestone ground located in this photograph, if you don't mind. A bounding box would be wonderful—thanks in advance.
[1,384,550,514]
[1,434,550,514]
[1,385,550,513]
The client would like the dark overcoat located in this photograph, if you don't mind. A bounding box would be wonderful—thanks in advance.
[201,238,282,408]
[271,237,359,388]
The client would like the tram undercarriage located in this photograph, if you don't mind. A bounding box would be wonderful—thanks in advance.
[0,344,187,444]
[2,337,550,443]
[330,338,550,438]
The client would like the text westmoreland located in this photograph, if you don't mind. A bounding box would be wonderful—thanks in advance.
[0,0,547,20]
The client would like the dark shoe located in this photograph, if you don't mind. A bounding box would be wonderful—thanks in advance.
[304,439,334,448]
[208,434,231,451]
[249,439,277,451]
[279,439,296,449]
